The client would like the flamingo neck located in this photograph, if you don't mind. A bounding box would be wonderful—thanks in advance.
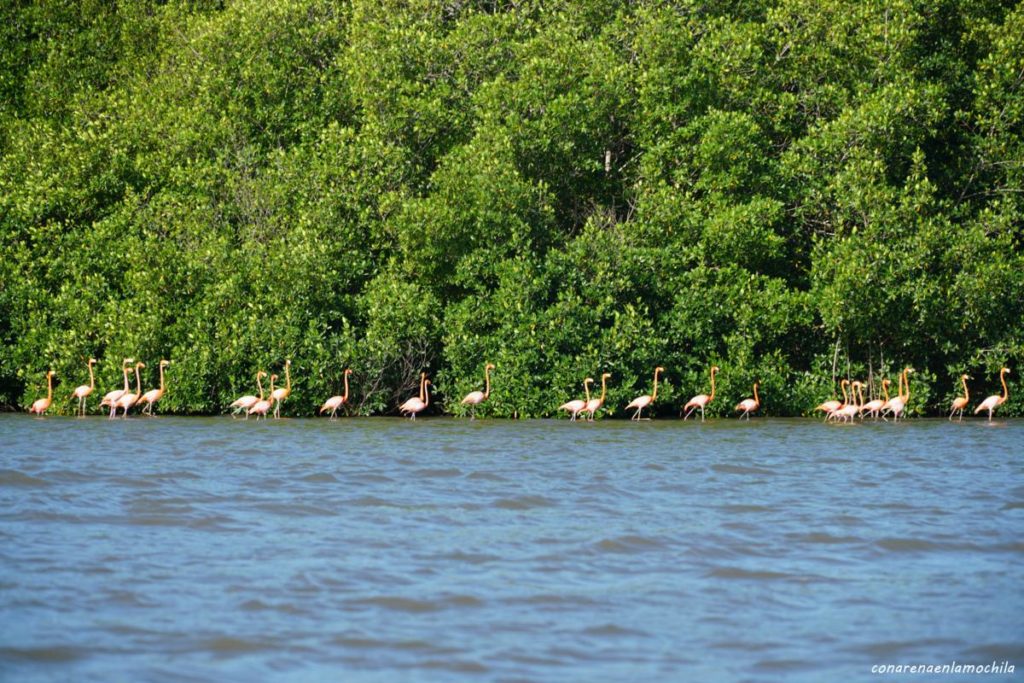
[882,381,890,402]
[599,375,607,402]
[753,382,759,406]
[284,364,291,392]
[708,368,717,401]
[584,381,591,403]
[159,364,166,392]
[122,368,130,392]
[840,381,849,404]
[134,366,142,394]
[483,366,491,399]
[902,369,910,402]
[257,374,264,401]
[960,376,969,402]
[419,374,426,402]
[88,362,95,390]
[423,383,430,408]
[342,371,350,402]
[1000,369,1009,401]
[652,369,661,401]
[269,377,276,395]
[46,373,53,402]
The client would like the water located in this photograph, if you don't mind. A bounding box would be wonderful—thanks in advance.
[1,415,1021,682]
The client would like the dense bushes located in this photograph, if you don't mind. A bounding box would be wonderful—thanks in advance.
[1,0,1020,417]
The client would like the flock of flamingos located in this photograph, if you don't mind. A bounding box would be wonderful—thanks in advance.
[23,357,1013,422]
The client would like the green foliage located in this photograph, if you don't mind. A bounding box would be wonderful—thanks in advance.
[1,0,1020,416]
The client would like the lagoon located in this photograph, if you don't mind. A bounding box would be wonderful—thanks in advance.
[1,415,1021,682]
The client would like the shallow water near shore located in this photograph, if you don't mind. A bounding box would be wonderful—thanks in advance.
[1,414,1022,682]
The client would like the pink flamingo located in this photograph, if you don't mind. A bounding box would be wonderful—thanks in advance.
[829,381,863,422]
[735,381,760,419]
[399,373,431,419]
[949,374,970,421]
[70,358,97,416]
[859,379,890,420]
[320,368,353,419]
[584,373,612,421]
[100,358,134,411]
[559,377,593,422]
[817,379,849,421]
[626,366,664,421]
[974,367,1010,421]
[28,370,55,415]
[881,367,913,421]
[460,363,495,419]
[683,365,720,421]
[114,362,145,418]
[230,371,265,418]
[249,374,275,420]
[138,360,170,416]
[271,359,291,419]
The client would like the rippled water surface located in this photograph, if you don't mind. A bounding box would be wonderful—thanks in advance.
[1,415,1022,682]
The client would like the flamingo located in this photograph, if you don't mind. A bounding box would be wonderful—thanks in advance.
[399,372,426,417]
[320,368,353,419]
[818,379,850,421]
[271,359,291,419]
[974,367,1010,421]
[559,377,593,422]
[735,381,760,419]
[814,379,847,417]
[829,381,863,422]
[230,371,266,418]
[399,374,431,419]
[100,358,134,411]
[70,358,97,416]
[683,365,720,421]
[138,360,170,416]
[949,374,970,421]
[114,362,145,418]
[859,379,890,420]
[460,363,495,419]
[249,374,275,420]
[584,373,612,421]
[881,367,913,421]
[626,366,664,421]
[28,370,55,415]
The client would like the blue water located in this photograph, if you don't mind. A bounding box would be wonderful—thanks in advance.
[1,415,1021,681]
